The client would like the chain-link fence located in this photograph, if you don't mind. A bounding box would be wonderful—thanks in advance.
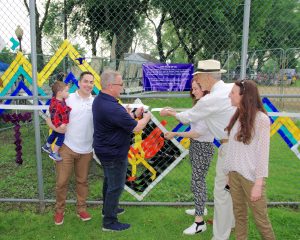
[0,0,300,206]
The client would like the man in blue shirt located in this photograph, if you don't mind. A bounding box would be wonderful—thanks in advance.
[93,69,151,232]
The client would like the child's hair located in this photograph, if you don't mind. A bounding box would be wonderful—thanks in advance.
[52,81,67,96]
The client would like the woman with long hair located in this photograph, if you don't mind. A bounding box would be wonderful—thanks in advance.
[224,80,275,239]
[164,76,214,235]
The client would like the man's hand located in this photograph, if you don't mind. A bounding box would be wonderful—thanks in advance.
[135,107,144,119]
[142,111,151,121]
[60,124,67,130]
[46,118,67,134]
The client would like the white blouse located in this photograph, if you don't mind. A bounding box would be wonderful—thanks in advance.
[175,81,235,140]
[190,120,214,142]
[223,111,271,182]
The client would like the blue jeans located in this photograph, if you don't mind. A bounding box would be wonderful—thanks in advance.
[100,159,128,226]
[47,131,65,147]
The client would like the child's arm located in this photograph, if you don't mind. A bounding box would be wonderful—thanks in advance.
[46,118,67,134]
[60,123,67,130]
[164,130,200,140]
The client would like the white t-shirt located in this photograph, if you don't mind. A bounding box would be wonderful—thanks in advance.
[64,91,94,154]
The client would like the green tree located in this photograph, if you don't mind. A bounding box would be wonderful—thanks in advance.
[150,0,242,64]
[130,19,156,55]
[146,6,179,63]
[23,0,51,71]
[69,0,149,63]
[0,48,16,65]
[249,0,300,71]
[43,0,79,43]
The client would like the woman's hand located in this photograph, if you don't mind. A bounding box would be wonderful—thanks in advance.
[160,107,176,117]
[164,132,176,140]
[250,184,263,202]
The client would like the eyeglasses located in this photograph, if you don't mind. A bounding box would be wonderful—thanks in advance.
[112,83,124,87]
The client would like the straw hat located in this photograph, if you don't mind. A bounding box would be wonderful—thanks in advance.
[193,59,227,75]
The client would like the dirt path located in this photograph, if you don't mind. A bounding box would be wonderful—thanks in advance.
[258,86,300,112]
[259,86,300,95]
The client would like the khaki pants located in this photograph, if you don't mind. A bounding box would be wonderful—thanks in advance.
[229,171,275,240]
[55,144,92,213]
[213,143,235,240]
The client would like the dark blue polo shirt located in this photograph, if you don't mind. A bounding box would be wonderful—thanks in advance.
[92,92,138,162]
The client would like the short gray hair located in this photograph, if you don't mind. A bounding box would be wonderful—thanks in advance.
[100,69,122,89]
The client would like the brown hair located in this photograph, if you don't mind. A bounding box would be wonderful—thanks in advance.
[52,81,67,96]
[226,80,267,144]
[190,75,209,106]
[79,71,94,80]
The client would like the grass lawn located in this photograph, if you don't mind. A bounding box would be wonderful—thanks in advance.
[1,123,299,203]
[0,205,299,240]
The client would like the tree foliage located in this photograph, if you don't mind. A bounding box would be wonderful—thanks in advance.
[35,0,300,71]
[67,0,149,60]
[0,48,16,65]
[23,0,51,71]
[248,0,300,70]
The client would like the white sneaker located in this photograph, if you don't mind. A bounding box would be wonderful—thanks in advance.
[185,207,208,216]
[183,222,207,235]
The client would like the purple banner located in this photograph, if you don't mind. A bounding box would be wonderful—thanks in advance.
[142,63,194,91]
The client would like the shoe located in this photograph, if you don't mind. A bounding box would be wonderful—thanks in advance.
[77,211,92,221]
[102,208,125,217]
[49,152,62,162]
[183,221,207,235]
[102,222,131,232]
[185,207,208,216]
[42,144,52,154]
[54,212,64,225]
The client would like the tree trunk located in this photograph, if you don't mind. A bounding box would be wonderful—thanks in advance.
[91,31,97,56]
[35,11,44,72]
[36,33,44,72]
[114,28,134,71]
[256,52,265,72]
[156,29,165,63]
[156,12,167,63]
[187,53,194,64]
[115,28,134,60]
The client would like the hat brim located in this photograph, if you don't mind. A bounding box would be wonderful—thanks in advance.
[192,69,227,75]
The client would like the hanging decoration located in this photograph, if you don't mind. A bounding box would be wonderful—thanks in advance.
[0,112,32,165]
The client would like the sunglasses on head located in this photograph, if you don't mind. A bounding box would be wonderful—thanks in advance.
[240,80,246,92]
